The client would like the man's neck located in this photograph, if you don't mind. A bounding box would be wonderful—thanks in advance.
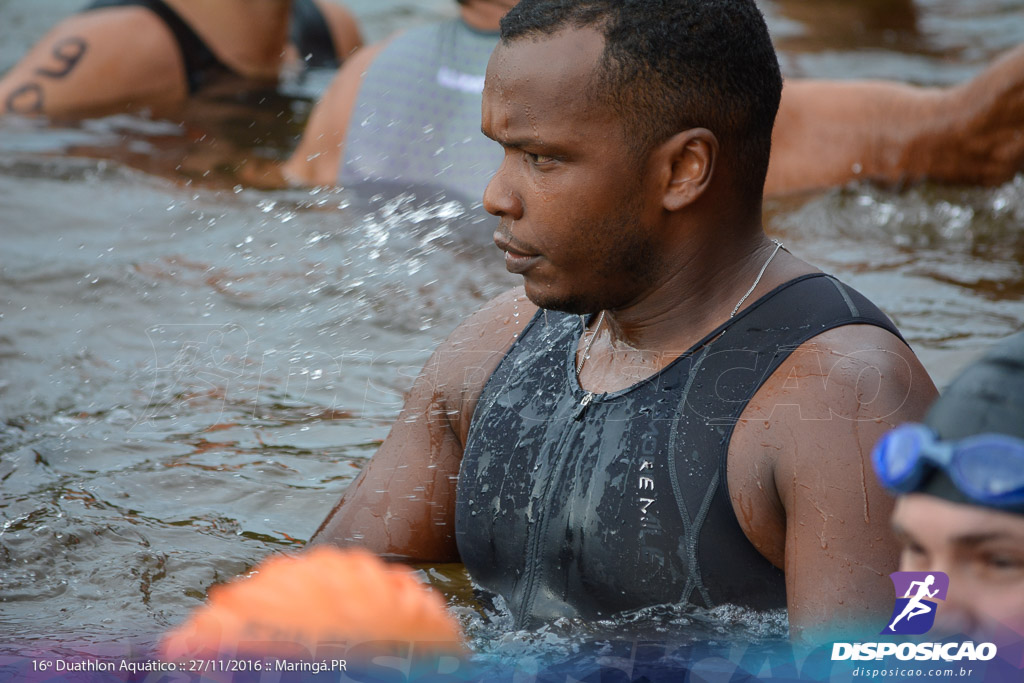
[616,232,783,345]
[577,229,810,394]
[579,223,815,383]
[166,0,292,79]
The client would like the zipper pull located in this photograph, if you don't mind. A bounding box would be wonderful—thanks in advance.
[575,391,594,420]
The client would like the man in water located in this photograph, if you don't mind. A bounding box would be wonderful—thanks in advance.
[283,0,1024,198]
[312,0,938,639]
[0,0,362,117]
[874,331,1024,640]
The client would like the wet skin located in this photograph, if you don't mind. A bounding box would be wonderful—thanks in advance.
[892,494,1024,638]
[313,25,938,638]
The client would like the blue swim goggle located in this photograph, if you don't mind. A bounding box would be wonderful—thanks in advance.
[872,423,1024,507]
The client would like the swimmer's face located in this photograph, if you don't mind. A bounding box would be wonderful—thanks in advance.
[480,27,665,313]
[892,494,1024,638]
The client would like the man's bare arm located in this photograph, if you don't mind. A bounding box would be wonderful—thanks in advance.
[767,79,942,195]
[915,44,1024,186]
[0,9,186,117]
[310,287,535,561]
[730,325,938,639]
[767,44,1024,196]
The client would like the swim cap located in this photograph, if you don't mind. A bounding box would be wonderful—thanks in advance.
[919,331,1024,512]
[161,546,465,661]
[926,331,1024,442]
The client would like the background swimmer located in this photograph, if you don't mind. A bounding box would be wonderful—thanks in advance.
[281,0,513,202]
[0,0,362,117]
[875,330,1024,640]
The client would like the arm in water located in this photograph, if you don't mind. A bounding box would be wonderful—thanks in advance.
[767,44,1024,195]
[310,288,533,561]
[0,8,187,117]
[0,0,364,118]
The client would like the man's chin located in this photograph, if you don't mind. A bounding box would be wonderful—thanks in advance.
[521,283,594,316]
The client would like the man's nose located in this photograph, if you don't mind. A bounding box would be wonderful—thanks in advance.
[482,156,523,220]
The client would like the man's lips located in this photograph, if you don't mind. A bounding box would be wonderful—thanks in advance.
[493,230,541,274]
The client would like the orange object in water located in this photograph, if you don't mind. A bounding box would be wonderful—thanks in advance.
[160,546,465,661]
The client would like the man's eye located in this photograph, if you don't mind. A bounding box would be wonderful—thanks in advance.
[526,152,554,165]
[982,553,1024,571]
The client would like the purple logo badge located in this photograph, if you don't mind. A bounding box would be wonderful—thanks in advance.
[882,571,949,635]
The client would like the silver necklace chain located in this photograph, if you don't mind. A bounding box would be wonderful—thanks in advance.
[575,309,606,377]
[730,238,784,318]
[576,238,784,379]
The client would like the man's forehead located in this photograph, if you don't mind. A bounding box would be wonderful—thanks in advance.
[895,495,1024,541]
[484,26,606,97]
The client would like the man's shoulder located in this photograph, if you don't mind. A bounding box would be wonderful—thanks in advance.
[440,286,538,356]
[726,320,936,592]
[431,287,539,442]
[747,271,903,344]
[731,312,937,494]
[743,321,931,425]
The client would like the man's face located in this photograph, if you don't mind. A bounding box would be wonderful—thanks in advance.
[892,494,1024,638]
[480,27,665,314]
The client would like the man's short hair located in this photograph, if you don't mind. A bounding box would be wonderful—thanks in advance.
[499,0,783,197]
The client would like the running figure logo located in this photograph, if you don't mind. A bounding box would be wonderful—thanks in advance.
[882,571,950,635]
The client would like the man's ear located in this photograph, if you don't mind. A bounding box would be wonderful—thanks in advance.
[658,128,717,211]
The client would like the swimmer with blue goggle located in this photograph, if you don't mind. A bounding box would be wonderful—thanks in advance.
[873,331,1024,640]
[873,425,1024,511]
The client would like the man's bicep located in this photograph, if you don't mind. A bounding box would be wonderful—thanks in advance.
[780,417,903,639]
[0,12,185,117]
[767,327,938,637]
[309,353,466,560]
[310,288,535,560]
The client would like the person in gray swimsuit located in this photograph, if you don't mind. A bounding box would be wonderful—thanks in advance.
[337,16,502,206]
[282,0,513,198]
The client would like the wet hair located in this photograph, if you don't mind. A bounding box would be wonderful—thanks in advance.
[498,0,783,197]
[919,330,1024,514]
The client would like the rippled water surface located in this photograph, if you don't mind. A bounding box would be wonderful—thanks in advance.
[1,0,1023,668]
